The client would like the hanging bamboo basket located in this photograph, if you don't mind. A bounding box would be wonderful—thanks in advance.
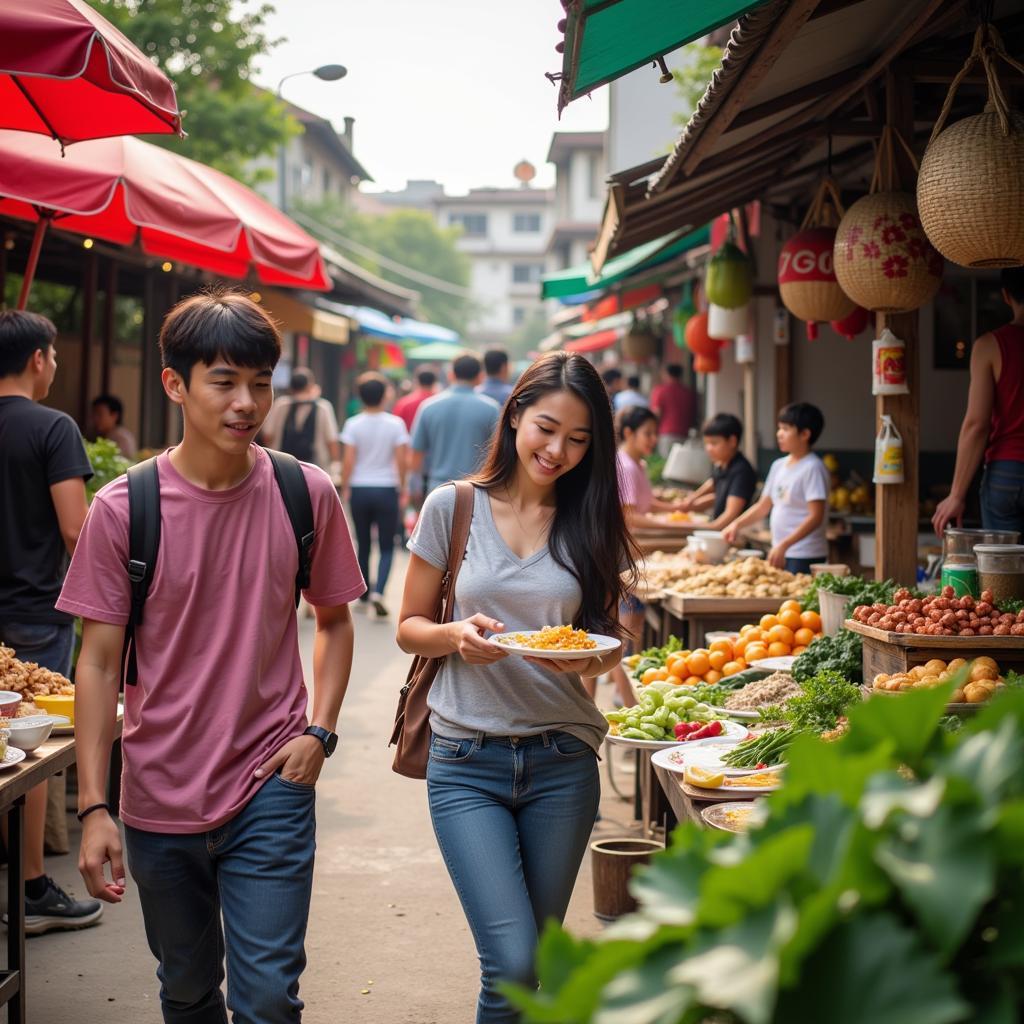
[834,127,943,314]
[778,177,855,336]
[621,316,659,360]
[918,24,1024,268]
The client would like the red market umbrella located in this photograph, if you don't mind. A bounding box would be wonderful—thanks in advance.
[564,328,620,354]
[0,130,331,307]
[0,0,182,146]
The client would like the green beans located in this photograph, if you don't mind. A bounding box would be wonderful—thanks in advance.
[722,728,798,769]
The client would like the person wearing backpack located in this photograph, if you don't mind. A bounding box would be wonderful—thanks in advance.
[57,291,365,1023]
[262,366,341,476]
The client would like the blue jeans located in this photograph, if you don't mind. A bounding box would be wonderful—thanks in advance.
[349,486,400,596]
[0,620,74,676]
[981,460,1024,535]
[427,730,601,1024]
[785,556,819,575]
[124,773,316,1024]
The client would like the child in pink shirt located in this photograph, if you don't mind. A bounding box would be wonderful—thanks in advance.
[58,292,364,1022]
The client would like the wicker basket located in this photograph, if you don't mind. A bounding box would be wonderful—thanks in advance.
[622,320,659,361]
[917,26,1024,268]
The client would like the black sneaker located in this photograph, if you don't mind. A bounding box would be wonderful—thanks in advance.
[23,877,102,935]
[370,593,388,617]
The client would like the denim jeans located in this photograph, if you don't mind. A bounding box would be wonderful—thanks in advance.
[349,486,400,596]
[124,773,316,1024]
[0,620,74,676]
[784,556,819,575]
[427,730,601,1024]
[981,460,1024,535]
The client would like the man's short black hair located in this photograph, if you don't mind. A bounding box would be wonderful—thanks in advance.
[483,348,508,376]
[778,402,825,445]
[627,375,641,389]
[289,367,314,393]
[1001,267,1024,304]
[452,354,481,382]
[0,310,56,378]
[601,367,623,387]
[702,413,743,441]
[416,369,437,388]
[92,393,124,423]
[357,372,387,407]
[160,289,281,387]
[666,364,683,380]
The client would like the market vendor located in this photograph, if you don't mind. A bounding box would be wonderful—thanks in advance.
[680,413,758,529]
[933,267,1024,537]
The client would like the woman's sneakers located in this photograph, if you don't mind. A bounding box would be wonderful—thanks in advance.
[23,875,102,934]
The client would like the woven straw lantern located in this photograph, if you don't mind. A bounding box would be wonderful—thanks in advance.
[918,24,1024,267]
[621,315,659,361]
[778,177,855,339]
[834,127,943,313]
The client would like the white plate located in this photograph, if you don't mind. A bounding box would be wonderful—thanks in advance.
[0,747,27,770]
[605,733,685,751]
[702,800,767,833]
[490,632,620,661]
[749,656,797,672]
[717,776,783,794]
[706,704,761,721]
[652,738,779,777]
[606,720,747,749]
[49,704,123,735]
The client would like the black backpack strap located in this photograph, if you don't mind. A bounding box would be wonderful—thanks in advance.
[265,448,315,607]
[122,458,161,686]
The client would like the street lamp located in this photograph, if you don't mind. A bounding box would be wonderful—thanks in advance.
[276,64,348,212]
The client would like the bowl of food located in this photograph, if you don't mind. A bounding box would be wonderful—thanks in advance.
[7,716,53,752]
[33,694,75,725]
[0,690,22,720]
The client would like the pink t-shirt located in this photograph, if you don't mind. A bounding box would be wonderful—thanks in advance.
[616,449,653,514]
[56,446,365,834]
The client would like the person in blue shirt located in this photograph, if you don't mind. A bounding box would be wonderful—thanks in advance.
[477,348,514,407]
[410,354,500,493]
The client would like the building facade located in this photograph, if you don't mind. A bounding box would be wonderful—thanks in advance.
[545,131,606,272]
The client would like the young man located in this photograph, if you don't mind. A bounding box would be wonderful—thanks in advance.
[410,354,499,494]
[682,413,758,530]
[613,374,647,412]
[933,266,1024,536]
[723,403,830,573]
[91,393,138,458]
[262,366,342,478]
[58,292,364,1022]
[476,347,513,406]
[650,364,697,457]
[0,310,101,935]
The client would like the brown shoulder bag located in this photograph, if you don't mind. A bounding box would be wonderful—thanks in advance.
[390,480,475,779]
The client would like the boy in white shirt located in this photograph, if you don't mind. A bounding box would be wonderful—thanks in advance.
[722,403,830,573]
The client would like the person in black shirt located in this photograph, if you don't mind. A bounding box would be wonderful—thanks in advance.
[0,310,101,934]
[681,413,758,528]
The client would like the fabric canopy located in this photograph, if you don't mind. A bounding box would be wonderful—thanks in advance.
[405,341,467,361]
[260,290,350,345]
[564,329,620,353]
[0,130,330,290]
[556,0,766,112]
[541,225,709,301]
[0,0,182,144]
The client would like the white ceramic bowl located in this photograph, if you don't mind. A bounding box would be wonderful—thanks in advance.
[692,530,730,563]
[0,690,22,719]
[7,716,54,752]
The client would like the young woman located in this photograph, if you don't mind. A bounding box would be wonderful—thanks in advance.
[397,352,637,1024]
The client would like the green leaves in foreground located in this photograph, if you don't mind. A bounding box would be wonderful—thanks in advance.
[512,688,1024,1023]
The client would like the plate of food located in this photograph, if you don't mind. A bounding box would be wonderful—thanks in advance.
[490,626,620,661]
[651,739,777,776]
[0,747,27,771]
[607,717,747,749]
[748,656,797,672]
[47,703,123,735]
[715,769,784,794]
[702,800,767,833]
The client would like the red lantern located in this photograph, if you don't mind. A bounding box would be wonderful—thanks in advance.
[685,311,726,358]
[831,305,870,339]
[694,351,721,374]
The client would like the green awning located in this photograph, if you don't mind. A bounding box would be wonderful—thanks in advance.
[541,224,709,301]
[557,0,766,111]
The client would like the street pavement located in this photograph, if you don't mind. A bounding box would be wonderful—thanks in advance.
[26,551,643,1023]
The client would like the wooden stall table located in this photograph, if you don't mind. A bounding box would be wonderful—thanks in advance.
[661,595,787,648]
[0,718,122,1023]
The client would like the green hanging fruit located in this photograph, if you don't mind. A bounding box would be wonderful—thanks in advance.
[705,241,753,309]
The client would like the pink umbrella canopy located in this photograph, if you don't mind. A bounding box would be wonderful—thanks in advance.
[0,0,182,145]
[0,130,331,306]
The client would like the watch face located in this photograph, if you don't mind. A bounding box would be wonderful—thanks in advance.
[325,732,338,756]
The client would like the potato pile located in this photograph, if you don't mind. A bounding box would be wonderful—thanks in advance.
[853,586,1024,636]
[873,656,1004,704]
[664,558,811,599]
[0,644,74,703]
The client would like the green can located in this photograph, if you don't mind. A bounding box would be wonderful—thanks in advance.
[941,563,979,597]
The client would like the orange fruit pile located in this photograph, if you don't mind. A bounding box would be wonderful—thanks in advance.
[636,600,823,689]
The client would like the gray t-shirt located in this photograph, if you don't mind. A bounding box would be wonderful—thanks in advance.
[408,484,608,751]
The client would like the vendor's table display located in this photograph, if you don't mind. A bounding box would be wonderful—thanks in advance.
[662,595,792,648]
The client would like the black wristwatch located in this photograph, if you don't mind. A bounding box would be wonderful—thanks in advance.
[303,726,338,758]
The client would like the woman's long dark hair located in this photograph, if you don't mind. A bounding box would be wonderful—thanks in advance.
[470,352,640,637]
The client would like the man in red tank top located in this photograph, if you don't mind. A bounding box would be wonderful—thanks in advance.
[933,267,1024,537]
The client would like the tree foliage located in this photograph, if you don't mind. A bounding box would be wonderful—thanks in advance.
[672,44,724,128]
[299,200,474,335]
[94,0,292,185]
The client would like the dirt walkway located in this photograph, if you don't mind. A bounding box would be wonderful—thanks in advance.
[26,552,643,1023]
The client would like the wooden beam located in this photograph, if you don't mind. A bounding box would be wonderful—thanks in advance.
[101,260,117,394]
[681,0,825,177]
[78,253,97,430]
[727,66,863,131]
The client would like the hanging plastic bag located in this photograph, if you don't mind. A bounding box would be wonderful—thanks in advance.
[872,328,909,395]
[873,415,904,484]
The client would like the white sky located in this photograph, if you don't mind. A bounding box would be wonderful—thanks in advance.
[253,0,609,196]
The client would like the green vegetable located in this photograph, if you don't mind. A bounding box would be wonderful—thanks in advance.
[800,573,903,614]
[999,597,1024,615]
[792,628,863,684]
[721,727,797,768]
[768,669,860,733]
[83,437,131,499]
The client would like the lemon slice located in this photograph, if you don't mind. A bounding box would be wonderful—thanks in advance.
[684,765,726,789]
